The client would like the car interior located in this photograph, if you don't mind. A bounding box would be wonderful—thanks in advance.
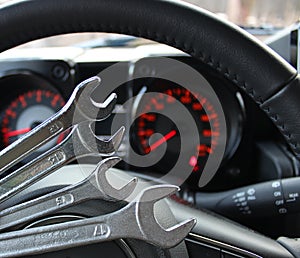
[0,0,300,257]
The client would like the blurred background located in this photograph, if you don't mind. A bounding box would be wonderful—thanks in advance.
[0,0,299,47]
[186,0,300,27]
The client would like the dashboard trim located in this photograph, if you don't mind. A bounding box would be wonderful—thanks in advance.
[188,232,262,258]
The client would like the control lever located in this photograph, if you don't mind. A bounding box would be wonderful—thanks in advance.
[187,177,300,218]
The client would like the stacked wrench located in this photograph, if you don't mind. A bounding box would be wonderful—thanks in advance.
[0,121,125,204]
[0,157,137,232]
[0,76,196,255]
[0,185,196,257]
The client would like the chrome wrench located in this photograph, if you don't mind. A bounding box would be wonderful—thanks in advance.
[0,121,125,204]
[0,76,116,174]
[0,157,137,231]
[0,185,196,257]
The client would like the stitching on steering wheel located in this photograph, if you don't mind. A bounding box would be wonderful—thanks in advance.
[3,10,300,157]
[263,104,299,151]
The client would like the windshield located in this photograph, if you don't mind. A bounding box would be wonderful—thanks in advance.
[1,0,298,27]
[0,0,299,48]
[185,0,300,28]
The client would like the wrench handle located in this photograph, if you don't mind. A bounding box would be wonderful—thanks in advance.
[0,127,78,204]
[0,216,116,257]
[0,191,76,231]
[0,147,70,204]
[0,175,102,231]
[0,108,72,175]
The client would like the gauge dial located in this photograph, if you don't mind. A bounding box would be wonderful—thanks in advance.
[133,85,221,174]
[1,90,65,151]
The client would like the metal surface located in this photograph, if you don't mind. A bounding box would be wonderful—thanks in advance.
[0,157,137,232]
[0,121,125,203]
[0,185,196,257]
[0,76,117,174]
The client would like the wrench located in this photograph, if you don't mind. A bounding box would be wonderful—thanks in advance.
[0,157,137,232]
[0,76,116,174]
[0,121,125,204]
[0,185,196,257]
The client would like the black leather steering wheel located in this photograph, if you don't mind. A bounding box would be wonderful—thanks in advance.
[1,0,300,257]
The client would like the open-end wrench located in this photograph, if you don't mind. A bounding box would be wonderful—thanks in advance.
[0,76,116,174]
[0,157,137,232]
[0,185,196,257]
[0,121,125,204]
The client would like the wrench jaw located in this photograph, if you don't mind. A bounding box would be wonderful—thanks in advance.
[72,76,117,122]
[136,185,196,249]
[95,126,125,157]
[95,157,138,201]
[76,122,125,157]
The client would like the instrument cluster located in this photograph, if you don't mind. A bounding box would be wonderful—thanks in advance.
[0,57,284,191]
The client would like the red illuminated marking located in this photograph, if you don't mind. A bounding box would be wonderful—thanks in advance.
[201,98,207,104]
[144,147,151,154]
[185,90,191,96]
[51,94,60,108]
[193,165,200,172]
[138,129,154,137]
[192,103,203,111]
[19,96,27,108]
[166,90,173,96]
[4,128,30,138]
[2,128,8,134]
[207,104,214,111]
[201,115,209,122]
[212,131,220,137]
[214,122,220,128]
[202,130,212,137]
[209,113,218,120]
[12,101,17,108]
[167,96,176,103]
[6,109,16,118]
[151,98,164,110]
[181,96,191,104]
[211,140,218,146]
[138,131,145,137]
[175,88,181,95]
[189,156,198,167]
[202,130,219,137]
[36,90,42,103]
[198,144,213,156]
[149,130,177,151]
[198,145,207,156]
[138,121,145,127]
[198,145,206,151]
[141,114,156,122]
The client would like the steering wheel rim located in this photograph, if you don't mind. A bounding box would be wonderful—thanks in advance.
[0,0,299,257]
[0,0,299,157]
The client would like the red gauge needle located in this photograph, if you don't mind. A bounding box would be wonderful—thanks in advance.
[4,128,31,138]
[149,130,177,151]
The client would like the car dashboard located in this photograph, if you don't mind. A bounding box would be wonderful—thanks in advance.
[0,41,298,239]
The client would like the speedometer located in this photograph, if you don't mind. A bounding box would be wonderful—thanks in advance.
[134,85,220,174]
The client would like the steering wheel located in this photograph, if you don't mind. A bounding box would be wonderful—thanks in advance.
[1,0,300,257]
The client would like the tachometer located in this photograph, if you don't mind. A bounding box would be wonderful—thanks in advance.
[1,90,65,151]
